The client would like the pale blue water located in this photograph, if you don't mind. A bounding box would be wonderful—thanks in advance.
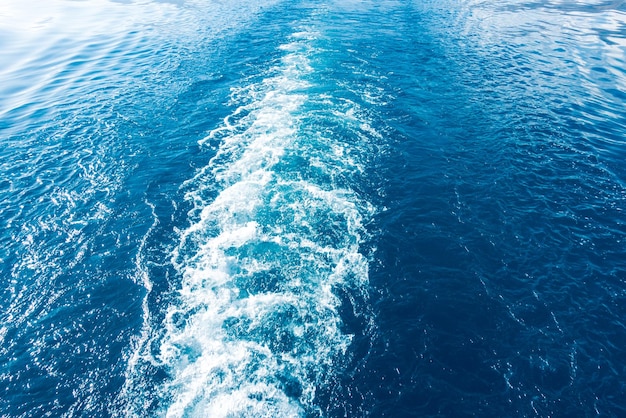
[1,0,626,416]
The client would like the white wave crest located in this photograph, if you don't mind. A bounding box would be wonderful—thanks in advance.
[123,29,375,418]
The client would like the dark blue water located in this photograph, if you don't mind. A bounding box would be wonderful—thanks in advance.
[2,0,626,416]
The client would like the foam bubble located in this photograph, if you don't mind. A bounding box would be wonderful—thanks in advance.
[124,29,377,417]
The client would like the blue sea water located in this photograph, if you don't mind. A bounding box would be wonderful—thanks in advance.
[1,0,626,416]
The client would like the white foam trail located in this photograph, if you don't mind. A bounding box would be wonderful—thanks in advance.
[124,30,375,417]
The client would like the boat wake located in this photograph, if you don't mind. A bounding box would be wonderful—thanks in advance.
[121,29,378,417]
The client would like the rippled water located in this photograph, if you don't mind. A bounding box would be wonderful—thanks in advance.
[1,0,626,416]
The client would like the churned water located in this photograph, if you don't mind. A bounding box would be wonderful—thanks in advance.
[1,0,626,416]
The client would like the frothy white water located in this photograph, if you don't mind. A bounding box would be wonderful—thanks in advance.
[123,30,375,417]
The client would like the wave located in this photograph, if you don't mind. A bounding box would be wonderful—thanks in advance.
[122,29,377,417]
